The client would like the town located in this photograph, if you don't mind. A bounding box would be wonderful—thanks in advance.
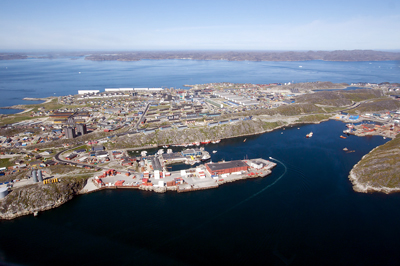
[1,81,400,203]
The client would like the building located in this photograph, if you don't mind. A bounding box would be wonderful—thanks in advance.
[206,160,249,176]
[65,127,75,139]
[78,90,100,94]
[76,124,87,135]
[181,149,202,157]
[49,112,75,121]
[92,145,104,152]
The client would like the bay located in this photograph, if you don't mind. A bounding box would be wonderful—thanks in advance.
[0,58,399,113]
[0,120,397,266]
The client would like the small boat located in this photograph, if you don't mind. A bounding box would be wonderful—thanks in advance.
[162,145,169,148]
[243,138,247,142]
[211,139,221,144]
[306,132,313,138]
[343,147,348,151]
[340,135,347,139]
[212,150,217,153]
[201,154,211,161]
[201,140,211,144]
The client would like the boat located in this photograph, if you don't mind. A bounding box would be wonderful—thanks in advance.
[243,138,247,142]
[340,135,347,139]
[211,139,221,144]
[212,150,217,153]
[162,145,169,148]
[306,132,313,138]
[201,154,211,161]
[201,140,211,144]
[343,147,348,151]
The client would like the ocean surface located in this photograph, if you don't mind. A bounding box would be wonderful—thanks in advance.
[0,58,399,112]
[1,58,400,265]
[0,120,397,266]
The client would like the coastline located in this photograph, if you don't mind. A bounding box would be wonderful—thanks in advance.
[349,162,400,194]
[348,135,400,194]
[0,97,53,112]
[0,116,394,220]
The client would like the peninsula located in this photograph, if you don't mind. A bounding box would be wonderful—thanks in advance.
[1,81,400,219]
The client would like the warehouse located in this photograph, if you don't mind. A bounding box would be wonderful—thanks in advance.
[205,160,248,176]
[162,152,185,162]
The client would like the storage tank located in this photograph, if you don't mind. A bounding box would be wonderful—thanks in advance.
[31,170,38,183]
[37,170,43,182]
[0,187,8,199]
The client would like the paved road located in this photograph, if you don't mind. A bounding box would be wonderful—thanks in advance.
[134,103,150,131]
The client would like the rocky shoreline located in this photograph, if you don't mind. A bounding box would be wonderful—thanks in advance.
[348,135,400,194]
[0,117,332,220]
[0,114,395,220]
[0,178,87,220]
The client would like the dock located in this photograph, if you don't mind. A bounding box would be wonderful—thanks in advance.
[80,158,277,194]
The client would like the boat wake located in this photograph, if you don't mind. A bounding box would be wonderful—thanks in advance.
[138,157,288,253]
[200,157,288,222]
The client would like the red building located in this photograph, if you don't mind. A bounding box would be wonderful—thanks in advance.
[205,160,248,176]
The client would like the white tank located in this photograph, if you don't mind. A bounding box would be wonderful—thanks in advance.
[38,170,43,182]
[0,187,8,199]
[31,170,38,183]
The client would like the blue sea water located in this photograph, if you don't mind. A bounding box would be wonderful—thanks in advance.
[1,59,400,265]
[0,58,399,112]
[0,120,396,266]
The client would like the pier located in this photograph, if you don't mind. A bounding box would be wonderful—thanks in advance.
[81,158,277,194]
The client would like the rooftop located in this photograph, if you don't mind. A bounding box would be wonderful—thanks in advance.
[206,160,248,171]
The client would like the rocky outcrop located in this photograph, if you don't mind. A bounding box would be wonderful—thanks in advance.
[113,120,273,149]
[0,178,87,220]
[349,136,400,193]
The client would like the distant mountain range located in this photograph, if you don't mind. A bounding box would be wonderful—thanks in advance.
[1,50,400,62]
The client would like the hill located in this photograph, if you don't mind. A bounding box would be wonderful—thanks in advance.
[349,135,400,193]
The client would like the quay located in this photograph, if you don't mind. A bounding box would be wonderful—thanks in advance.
[81,158,277,194]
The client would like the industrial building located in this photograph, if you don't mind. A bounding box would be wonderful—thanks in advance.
[181,149,202,157]
[162,152,185,162]
[65,127,75,139]
[205,160,249,176]
[76,124,87,135]
[78,90,100,94]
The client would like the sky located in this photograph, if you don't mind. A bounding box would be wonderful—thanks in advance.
[0,0,399,51]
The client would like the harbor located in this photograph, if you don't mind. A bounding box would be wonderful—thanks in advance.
[82,158,277,194]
